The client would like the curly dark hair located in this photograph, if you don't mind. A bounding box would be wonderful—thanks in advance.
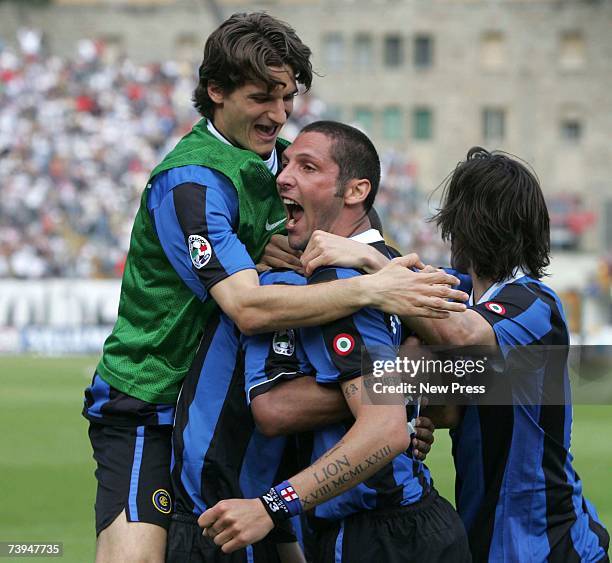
[432,147,550,282]
[193,12,312,118]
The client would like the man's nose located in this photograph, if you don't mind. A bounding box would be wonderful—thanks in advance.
[269,99,288,125]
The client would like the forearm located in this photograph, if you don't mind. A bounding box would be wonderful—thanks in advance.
[237,278,369,334]
[289,408,409,511]
[403,312,471,345]
[253,378,352,437]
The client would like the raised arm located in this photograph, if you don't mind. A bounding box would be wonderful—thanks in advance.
[212,257,467,335]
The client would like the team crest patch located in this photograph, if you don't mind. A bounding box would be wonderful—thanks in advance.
[333,333,355,356]
[273,329,295,356]
[485,302,506,315]
[152,488,172,514]
[188,235,212,269]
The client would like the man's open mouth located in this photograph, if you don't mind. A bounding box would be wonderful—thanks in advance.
[283,197,304,228]
[255,124,278,139]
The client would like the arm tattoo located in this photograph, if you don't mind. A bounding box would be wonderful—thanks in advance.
[343,382,359,399]
[300,444,393,509]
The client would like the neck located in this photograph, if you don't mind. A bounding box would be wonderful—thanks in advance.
[469,269,495,304]
[332,212,372,239]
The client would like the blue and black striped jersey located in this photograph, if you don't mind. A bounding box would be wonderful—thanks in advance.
[83,165,257,425]
[244,234,432,523]
[452,274,609,562]
[170,309,301,517]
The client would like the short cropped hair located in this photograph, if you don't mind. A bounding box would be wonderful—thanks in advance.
[300,120,381,213]
[194,12,312,118]
[433,146,550,282]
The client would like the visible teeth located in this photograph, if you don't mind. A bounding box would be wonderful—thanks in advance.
[283,198,298,205]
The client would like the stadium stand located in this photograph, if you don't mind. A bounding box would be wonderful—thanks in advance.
[0,35,447,279]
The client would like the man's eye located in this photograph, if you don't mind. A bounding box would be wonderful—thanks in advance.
[303,164,316,172]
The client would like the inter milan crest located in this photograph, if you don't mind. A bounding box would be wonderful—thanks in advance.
[188,235,212,269]
[273,329,295,356]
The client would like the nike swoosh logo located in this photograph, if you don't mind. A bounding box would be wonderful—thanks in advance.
[265,218,287,231]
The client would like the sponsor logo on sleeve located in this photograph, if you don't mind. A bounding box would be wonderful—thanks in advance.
[188,235,212,269]
[332,333,355,356]
[484,302,506,315]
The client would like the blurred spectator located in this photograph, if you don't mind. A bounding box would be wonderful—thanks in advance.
[0,33,448,279]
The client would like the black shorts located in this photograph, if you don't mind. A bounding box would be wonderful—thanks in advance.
[88,422,173,535]
[165,511,296,563]
[311,490,471,563]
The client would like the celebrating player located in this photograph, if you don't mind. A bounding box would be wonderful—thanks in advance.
[198,121,470,562]
[298,147,611,562]
[82,13,468,563]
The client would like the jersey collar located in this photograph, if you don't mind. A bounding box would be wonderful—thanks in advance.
[470,268,528,306]
[349,229,384,244]
[207,120,278,175]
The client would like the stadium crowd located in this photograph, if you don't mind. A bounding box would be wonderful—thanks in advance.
[0,33,447,279]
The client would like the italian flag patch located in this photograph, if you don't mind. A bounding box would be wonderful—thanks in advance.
[484,302,506,315]
[333,333,355,356]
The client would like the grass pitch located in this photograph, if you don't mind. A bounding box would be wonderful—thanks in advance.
[0,356,610,562]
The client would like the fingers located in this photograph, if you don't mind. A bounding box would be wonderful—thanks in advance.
[198,505,219,529]
[415,415,435,433]
[213,527,235,547]
[391,254,425,270]
[301,253,327,276]
[263,254,304,273]
[263,248,303,269]
[417,270,462,288]
[221,537,246,554]
[270,234,300,256]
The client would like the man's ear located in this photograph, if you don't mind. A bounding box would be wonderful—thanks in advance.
[343,178,371,207]
[207,82,225,105]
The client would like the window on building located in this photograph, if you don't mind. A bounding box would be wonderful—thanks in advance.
[354,107,374,134]
[480,31,505,70]
[559,30,585,70]
[561,119,583,142]
[384,35,403,68]
[354,34,374,71]
[414,34,433,68]
[413,108,433,140]
[323,33,345,71]
[383,107,403,141]
[482,108,506,141]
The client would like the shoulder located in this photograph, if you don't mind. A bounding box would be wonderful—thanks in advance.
[154,165,235,198]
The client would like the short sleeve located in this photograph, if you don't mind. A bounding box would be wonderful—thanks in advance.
[301,267,398,384]
[472,283,553,350]
[242,269,310,404]
[149,167,255,301]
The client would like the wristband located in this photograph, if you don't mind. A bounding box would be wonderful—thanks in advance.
[259,481,302,524]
